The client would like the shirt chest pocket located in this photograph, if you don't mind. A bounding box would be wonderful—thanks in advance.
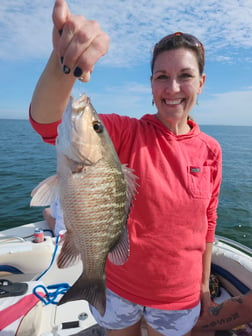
[187,166,211,199]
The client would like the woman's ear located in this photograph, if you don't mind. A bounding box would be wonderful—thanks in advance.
[198,73,206,94]
[198,74,206,94]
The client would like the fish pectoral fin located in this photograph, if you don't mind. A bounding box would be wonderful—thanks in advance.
[30,175,59,206]
[57,232,80,268]
[58,275,106,316]
[108,227,130,265]
[122,164,138,214]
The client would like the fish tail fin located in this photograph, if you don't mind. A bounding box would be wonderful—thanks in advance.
[58,275,106,316]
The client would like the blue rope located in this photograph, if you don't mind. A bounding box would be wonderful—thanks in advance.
[35,234,60,281]
[33,283,70,305]
[33,233,70,305]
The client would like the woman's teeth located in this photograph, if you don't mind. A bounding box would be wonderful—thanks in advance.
[164,99,183,105]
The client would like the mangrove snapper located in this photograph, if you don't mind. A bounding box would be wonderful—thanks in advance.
[31,94,137,315]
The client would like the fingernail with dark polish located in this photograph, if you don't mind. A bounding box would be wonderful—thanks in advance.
[63,65,71,74]
[59,29,63,36]
[73,67,83,78]
[60,56,64,64]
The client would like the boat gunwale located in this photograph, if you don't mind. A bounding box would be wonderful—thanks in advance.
[215,234,252,256]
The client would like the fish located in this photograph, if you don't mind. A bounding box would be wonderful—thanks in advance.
[30,93,137,316]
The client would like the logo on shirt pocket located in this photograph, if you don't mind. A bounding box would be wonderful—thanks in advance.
[187,166,211,199]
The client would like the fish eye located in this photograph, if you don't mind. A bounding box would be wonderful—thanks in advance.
[93,121,103,133]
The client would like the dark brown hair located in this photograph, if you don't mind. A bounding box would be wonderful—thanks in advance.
[151,32,205,75]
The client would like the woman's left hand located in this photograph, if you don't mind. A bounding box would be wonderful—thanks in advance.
[200,285,213,318]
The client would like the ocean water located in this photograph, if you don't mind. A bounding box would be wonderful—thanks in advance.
[0,119,251,248]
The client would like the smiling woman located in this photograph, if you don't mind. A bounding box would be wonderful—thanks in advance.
[151,32,206,134]
[29,1,222,336]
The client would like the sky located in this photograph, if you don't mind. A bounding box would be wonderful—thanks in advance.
[1,0,252,125]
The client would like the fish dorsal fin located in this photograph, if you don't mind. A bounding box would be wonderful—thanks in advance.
[108,227,129,265]
[30,175,59,206]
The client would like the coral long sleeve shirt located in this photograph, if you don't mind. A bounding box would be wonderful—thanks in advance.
[30,113,222,310]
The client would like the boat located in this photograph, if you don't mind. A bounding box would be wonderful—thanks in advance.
[0,221,251,336]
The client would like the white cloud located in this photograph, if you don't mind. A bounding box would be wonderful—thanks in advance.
[193,89,252,126]
[1,0,252,65]
[104,82,151,95]
[214,55,233,63]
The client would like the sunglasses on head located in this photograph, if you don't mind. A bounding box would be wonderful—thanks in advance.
[157,32,204,55]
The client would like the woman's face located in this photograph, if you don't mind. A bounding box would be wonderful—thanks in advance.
[151,48,206,129]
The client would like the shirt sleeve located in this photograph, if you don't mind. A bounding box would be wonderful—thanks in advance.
[29,106,61,145]
[206,145,222,242]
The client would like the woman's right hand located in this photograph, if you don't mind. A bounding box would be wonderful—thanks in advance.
[52,0,110,81]
[30,0,109,123]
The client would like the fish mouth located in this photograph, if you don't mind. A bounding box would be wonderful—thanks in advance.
[72,94,90,114]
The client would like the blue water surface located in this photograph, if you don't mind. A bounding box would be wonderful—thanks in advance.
[0,120,251,248]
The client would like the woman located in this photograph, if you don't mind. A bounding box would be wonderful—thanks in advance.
[30,1,222,335]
